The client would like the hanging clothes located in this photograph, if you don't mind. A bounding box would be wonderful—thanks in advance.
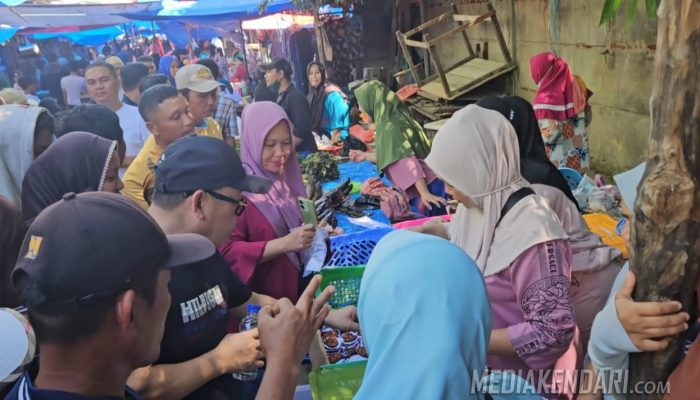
[289,29,315,95]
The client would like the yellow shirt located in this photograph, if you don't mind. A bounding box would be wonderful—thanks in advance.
[121,118,223,210]
[195,117,223,139]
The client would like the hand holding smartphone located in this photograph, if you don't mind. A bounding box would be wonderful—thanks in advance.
[298,197,318,226]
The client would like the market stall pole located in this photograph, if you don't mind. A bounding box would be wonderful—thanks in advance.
[628,0,700,394]
[311,2,326,65]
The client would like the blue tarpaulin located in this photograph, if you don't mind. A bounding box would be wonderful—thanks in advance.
[156,21,221,50]
[30,26,123,46]
[0,27,17,43]
[28,21,160,46]
[120,0,295,22]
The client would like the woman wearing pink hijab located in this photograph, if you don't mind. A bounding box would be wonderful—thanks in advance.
[530,52,590,173]
[219,101,316,303]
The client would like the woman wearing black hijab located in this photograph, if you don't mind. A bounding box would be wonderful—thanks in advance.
[476,95,578,207]
[476,95,623,350]
[21,131,123,224]
[307,61,349,144]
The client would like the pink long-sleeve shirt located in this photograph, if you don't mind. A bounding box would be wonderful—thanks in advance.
[383,155,437,200]
[219,199,300,303]
[486,239,579,399]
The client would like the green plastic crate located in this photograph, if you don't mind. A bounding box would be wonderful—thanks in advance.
[309,361,367,400]
[317,266,365,309]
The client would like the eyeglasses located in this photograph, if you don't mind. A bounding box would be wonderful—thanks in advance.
[185,190,247,216]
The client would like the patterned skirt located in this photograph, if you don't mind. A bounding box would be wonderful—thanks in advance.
[538,112,590,173]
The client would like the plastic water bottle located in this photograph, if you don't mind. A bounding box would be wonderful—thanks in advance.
[232,304,260,381]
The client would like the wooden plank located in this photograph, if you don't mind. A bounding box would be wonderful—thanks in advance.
[403,10,454,37]
[418,62,515,100]
[393,62,424,78]
[452,2,475,58]
[427,10,495,47]
[487,1,512,63]
[443,55,476,74]
[395,31,422,86]
[453,14,492,23]
[404,38,430,49]
[419,0,430,78]
[409,104,440,121]
[424,32,452,99]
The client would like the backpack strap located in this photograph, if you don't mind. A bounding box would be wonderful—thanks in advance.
[495,187,535,228]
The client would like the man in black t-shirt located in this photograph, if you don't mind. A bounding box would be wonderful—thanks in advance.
[261,58,318,155]
[126,136,357,400]
[127,135,277,400]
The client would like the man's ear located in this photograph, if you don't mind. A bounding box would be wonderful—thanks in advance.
[114,289,137,335]
[146,121,157,136]
[190,189,206,221]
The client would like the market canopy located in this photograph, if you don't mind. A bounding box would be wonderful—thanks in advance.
[0,1,160,28]
[120,0,296,22]
[241,13,314,30]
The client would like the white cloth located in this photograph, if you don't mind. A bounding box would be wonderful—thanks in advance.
[425,105,567,277]
[588,263,639,400]
[0,105,45,209]
[115,104,150,158]
[60,75,85,106]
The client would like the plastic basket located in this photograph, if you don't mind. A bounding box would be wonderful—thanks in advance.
[318,266,365,309]
[392,214,453,229]
[325,227,394,267]
[559,167,583,191]
[309,361,367,400]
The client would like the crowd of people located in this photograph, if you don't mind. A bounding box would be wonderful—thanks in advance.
[0,46,692,400]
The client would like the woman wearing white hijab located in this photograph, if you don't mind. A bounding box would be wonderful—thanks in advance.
[420,105,578,398]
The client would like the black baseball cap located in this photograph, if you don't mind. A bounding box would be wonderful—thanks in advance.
[260,57,293,78]
[12,192,215,310]
[154,135,272,194]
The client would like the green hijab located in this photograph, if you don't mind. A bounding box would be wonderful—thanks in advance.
[354,81,431,172]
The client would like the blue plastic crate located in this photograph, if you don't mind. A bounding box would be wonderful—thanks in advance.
[325,227,394,267]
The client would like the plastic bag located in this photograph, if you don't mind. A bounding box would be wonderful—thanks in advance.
[572,175,596,210]
[588,186,621,215]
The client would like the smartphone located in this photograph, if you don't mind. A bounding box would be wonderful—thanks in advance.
[298,197,318,226]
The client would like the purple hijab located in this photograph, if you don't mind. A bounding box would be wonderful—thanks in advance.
[21,131,117,224]
[240,102,306,266]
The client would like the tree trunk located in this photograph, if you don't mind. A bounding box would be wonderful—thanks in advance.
[628,0,700,397]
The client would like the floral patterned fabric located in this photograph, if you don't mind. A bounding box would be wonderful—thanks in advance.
[538,111,590,172]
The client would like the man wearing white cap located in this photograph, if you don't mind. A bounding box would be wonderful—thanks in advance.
[175,64,224,139]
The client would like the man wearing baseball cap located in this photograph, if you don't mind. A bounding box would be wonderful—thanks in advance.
[175,64,224,139]
[127,135,274,399]
[127,136,352,399]
[5,192,215,399]
[261,58,318,155]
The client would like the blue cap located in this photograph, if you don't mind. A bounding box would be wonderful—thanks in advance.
[247,304,261,314]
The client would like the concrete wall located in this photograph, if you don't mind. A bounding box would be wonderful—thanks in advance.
[421,0,657,175]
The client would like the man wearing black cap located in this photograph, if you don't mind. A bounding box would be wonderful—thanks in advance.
[261,58,318,155]
[5,192,215,399]
[124,135,274,399]
[127,136,355,399]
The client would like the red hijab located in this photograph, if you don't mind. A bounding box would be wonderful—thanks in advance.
[530,52,576,120]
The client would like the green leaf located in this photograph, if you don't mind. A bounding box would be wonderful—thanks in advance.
[645,0,660,18]
[599,0,624,25]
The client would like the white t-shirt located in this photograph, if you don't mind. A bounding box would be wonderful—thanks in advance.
[116,104,150,158]
[60,75,85,106]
